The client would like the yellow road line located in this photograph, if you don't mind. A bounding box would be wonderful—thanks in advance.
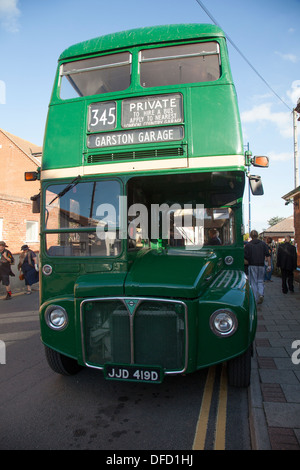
[214,363,228,450]
[192,366,216,450]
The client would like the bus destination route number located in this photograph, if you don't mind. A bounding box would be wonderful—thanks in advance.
[104,364,162,383]
[88,101,116,132]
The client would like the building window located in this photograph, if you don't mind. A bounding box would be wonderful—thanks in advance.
[26,221,39,242]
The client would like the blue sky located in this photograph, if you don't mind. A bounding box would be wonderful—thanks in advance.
[1,0,300,233]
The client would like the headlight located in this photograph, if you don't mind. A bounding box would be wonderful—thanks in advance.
[209,309,238,337]
[45,305,68,330]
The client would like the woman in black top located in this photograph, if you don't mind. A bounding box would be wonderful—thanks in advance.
[18,245,39,294]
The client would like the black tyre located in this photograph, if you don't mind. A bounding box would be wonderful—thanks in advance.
[45,346,83,376]
[227,345,251,388]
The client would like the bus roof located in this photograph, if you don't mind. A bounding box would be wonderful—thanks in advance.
[59,24,225,61]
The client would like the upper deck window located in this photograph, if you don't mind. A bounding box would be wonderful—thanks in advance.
[140,42,220,88]
[60,52,131,99]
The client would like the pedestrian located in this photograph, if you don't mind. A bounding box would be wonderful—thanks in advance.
[18,245,39,294]
[244,238,250,275]
[0,241,15,300]
[244,230,271,304]
[276,236,297,294]
[264,237,274,282]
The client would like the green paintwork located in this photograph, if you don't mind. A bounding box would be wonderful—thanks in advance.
[42,101,85,170]
[124,248,220,298]
[38,24,256,380]
[59,24,226,61]
[43,24,243,172]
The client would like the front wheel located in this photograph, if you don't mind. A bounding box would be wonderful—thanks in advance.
[227,345,252,388]
[45,346,83,376]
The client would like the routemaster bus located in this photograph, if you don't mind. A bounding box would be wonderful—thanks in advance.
[27,24,268,387]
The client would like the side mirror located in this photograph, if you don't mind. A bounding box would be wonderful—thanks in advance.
[251,156,269,168]
[249,175,264,195]
[31,193,41,213]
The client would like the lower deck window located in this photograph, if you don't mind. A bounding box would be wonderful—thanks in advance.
[45,179,121,257]
[46,231,121,257]
[44,171,243,257]
[127,172,242,249]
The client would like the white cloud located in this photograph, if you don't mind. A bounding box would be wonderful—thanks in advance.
[0,0,21,33]
[286,80,300,105]
[275,51,298,63]
[241,103,292,138]
[267,151,293,162]
[241,81,300,139]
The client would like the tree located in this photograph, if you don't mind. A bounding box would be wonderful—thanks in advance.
[267,216,284,227]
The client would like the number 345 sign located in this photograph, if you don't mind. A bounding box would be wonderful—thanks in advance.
[88,101,116,132]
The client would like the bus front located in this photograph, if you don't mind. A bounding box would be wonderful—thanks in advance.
[39,24,256,387]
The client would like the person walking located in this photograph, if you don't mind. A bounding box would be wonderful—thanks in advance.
[0,241,15,300]
[18,245,39,294]
[244,230,271,304]
[276,236,297,294]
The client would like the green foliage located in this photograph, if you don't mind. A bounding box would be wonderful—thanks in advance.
[267,216,284,227]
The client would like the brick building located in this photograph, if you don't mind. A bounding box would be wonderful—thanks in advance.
[261,215,295,243]
[0,129,41,255]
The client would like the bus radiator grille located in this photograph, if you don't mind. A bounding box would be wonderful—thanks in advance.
[82,299,186,371]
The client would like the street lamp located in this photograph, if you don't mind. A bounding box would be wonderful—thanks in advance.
[293,98,300,188]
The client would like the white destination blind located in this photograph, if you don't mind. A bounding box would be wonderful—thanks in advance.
[88,101,116,132]
[87,126,184,148]
[122,94,183,128]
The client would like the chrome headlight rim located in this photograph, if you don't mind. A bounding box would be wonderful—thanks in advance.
[45,305,68,331]
[209,309,238,337]
[42,264,53,276]
[224,255,234,266]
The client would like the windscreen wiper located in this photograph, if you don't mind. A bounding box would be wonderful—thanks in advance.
[48,176,81,206]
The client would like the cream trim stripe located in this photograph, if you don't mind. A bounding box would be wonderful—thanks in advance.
[40,155,245,180]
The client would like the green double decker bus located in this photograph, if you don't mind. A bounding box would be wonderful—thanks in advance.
[30,24,268,387]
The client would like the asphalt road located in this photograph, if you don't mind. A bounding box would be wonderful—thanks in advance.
[0,289,251,451]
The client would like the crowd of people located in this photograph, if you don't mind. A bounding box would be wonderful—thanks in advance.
[244,230,298,304]
[0,242,39,300]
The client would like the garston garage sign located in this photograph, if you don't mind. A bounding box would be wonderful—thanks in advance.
[87,126,184,148]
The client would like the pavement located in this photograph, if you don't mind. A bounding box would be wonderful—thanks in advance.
[249,274,300,450]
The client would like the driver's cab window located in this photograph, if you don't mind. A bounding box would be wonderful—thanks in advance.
[204,208,235,246]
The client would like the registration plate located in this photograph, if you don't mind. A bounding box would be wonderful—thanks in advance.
[104,364,162,383]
